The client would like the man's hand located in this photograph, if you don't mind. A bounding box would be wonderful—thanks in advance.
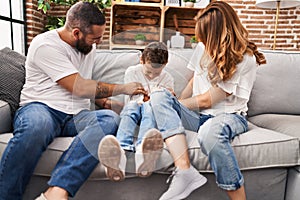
[122,82,147,96]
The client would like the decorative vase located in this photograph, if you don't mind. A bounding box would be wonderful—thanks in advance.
[185,2,194,7]
[171,31,185,48]
[135,40,145,45]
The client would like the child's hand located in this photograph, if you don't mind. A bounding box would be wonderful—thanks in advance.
[143,94,150,102]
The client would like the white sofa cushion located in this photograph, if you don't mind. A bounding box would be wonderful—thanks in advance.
[248,114,300,139]
[248,50,300,117]
[157,123,300,173]
[1,122,298,178]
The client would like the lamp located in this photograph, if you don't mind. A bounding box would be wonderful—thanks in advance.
[256,0,300,50]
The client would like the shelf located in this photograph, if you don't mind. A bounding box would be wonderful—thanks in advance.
[109,1,205,49]
[110,43,147,50]
[112,1,162,7]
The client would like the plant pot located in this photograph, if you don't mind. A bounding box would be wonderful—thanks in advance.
[185,2,194,7]
[135,40,145,45]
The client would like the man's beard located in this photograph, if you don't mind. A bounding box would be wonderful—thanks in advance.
[75,37,93,55]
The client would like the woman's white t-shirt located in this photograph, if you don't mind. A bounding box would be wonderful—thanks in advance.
[187,43,257,116]
[20,30,95,114]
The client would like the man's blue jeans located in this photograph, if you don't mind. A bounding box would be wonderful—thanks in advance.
[0,102,120,200]
[150,89,248,191]
[116,101,156,152]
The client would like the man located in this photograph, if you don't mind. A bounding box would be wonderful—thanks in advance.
[0,2,146,200]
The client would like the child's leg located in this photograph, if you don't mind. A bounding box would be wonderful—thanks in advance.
[116,101,142,152]
[135,102,163,177]
[136,101,157,146]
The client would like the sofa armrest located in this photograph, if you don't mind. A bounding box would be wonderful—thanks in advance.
[0,100,12,133]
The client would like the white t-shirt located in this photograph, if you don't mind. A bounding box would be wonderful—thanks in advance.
[20,30,95,114]
[187,43,257,116]
[124,64,174,103]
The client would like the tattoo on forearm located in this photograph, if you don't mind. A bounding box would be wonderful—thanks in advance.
[96,83,110,98]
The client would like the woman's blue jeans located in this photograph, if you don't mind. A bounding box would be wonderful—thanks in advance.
[0,102,120,200]
[150,89,248,191]
[116,101,156,152]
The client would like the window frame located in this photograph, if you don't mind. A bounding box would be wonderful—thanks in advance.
[0,0,27,55]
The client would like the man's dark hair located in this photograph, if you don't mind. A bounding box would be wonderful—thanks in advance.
[141,42,168,68]
[65,1,106,34]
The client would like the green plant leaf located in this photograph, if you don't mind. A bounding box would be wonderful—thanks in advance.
[45,2,51,10]
[37,4,44,10]
[134,33,146,41]
[42,5,48,14]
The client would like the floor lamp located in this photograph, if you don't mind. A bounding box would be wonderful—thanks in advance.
[256,0,300,50]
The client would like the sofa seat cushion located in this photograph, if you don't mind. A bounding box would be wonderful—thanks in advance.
[248,114,300,139]
[157,122,300,173]
[0,100,12,134]
[1,122,299,179]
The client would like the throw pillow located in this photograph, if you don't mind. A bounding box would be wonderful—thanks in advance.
[0,47,26,117]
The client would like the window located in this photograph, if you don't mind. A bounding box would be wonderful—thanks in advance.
[0,0,27,55]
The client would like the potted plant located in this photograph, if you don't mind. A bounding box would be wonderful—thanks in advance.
[190,35,198,48]
[38,0,111,31]
[134,33,146,45]
[183,0,196,8]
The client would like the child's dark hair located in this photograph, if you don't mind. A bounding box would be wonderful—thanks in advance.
[141,42,168,68]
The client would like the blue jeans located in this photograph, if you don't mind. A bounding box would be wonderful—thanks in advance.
[150,89,248,191]
[0,102,120,199]
[116,101,156,152]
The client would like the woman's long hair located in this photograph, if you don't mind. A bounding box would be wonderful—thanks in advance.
[194,1,266,86]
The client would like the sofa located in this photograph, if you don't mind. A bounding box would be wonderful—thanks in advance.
[0,47,299,200]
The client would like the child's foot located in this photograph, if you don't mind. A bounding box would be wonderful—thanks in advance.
[98,135,126,181]
[135,128,163,177]
[159,165,207,200]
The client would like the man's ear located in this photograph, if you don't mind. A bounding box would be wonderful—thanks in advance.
[72,28,81,40]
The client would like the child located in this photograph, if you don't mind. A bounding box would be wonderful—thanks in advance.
[98,42,174,181]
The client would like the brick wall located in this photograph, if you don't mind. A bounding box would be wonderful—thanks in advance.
[26,0,300,51]
[25,0,111,49]
[227,0,300,51]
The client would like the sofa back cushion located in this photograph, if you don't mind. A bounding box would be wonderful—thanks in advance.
[247,50,300,117]
[165,49,194,96]
[92,49,142,103]
[92,49,194,103]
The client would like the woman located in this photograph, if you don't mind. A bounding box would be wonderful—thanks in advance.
[151,1,266,200]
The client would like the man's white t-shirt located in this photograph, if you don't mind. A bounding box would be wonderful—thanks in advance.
[20,30,95,114]
[187,43,257,116]
[124,64,174,103]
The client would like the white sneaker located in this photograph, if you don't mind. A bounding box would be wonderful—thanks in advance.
[135,128,163,177]
[98,135,126,181]
[159,166,207,200]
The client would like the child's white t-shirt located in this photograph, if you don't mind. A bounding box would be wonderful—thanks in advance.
[187,43,257,116]
[124,64,174,103]
[20,30,95,114]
